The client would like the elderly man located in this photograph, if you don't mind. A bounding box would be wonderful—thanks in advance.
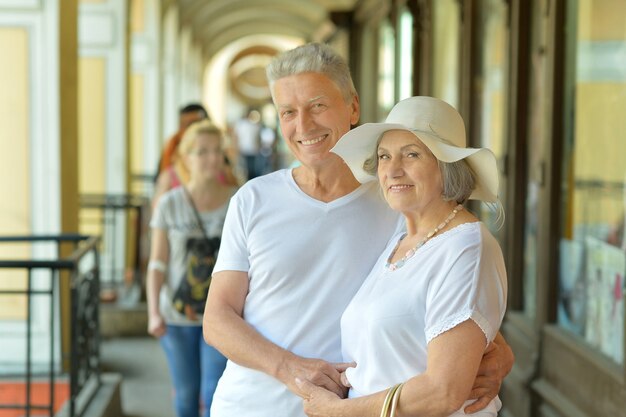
[203,43,513,417]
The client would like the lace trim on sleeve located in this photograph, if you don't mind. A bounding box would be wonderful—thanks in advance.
[425,309,493,344]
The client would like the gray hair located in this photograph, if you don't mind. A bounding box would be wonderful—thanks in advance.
[363,135,476,204]
[438,159,476,204]
[266,43,357,103]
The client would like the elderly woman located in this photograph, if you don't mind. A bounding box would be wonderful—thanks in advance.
[297,96,508,417]
[147,120,236,417]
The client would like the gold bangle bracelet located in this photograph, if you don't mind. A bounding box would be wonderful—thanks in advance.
[379,383,402,417]
[389,382,405,417]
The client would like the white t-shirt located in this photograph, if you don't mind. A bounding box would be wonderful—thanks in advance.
[341,222,507,416]
[150,186,234,326]
[211,169,402,417]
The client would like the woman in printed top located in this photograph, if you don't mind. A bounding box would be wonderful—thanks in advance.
[146,119,237,417]
[152,104,238,209]
[297,96,508,417]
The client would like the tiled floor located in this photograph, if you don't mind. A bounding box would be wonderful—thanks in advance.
[101,337,173,417]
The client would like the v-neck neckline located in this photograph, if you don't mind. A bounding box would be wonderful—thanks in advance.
[285,168,373,211]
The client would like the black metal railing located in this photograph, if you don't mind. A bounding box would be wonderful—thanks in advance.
[0,234,101,417]
[79,193,150,304]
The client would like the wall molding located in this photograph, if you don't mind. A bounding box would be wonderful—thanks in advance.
[79,0,128,194]
[79,11,117,47]
[0,0,40,9]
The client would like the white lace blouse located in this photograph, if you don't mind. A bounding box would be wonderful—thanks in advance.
[341,222,507,415]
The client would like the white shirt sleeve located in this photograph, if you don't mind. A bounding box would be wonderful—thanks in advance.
[213,190,250,273]
[424,231,507,345]
[150,193,170,230]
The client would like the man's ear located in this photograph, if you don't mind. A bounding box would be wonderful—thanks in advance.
[350,94,360,126]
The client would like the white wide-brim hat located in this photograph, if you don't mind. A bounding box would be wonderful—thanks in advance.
[331,96,499,202]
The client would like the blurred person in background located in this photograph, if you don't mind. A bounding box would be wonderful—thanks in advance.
[153,103,237,206]
[232,108,262,180]
[147,120,237,417]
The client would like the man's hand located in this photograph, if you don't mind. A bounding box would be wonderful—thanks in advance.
[465,333,514,413]
[278,355,354,399]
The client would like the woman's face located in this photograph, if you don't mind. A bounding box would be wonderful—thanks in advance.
[376,130,443,213]
[186,133,224,180]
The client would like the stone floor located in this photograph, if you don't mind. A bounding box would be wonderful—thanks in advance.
[100,337,174,417]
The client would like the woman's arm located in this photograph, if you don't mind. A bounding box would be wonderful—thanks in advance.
[465,331,514,413]
[146,228,169,337]
[299,319,488,417]
[151,170,172,209]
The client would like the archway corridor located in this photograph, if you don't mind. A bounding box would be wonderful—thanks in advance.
[1,1,626,417]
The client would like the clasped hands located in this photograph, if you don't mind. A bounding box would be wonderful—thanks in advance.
[284,339,510,416]
[279,354,353,400]
[277,355,351,417]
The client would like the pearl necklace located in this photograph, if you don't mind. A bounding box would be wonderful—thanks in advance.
[386,204,464,271]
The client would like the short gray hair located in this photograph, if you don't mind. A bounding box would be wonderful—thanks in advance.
[266,43,357,103]
[363,136,477,204]
[439,159,476,203]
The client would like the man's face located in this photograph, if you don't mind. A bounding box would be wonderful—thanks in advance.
[272,72,359,169]
[179,110,206,131]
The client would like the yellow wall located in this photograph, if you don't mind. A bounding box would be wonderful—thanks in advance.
[571,0,626,227]
[578,0,626,41]
[573,83,626,224]
[431,0,460,109]
[130,73,145,186]
[78,57,106,236]
[131,0,145,34]
[0,28,31,319]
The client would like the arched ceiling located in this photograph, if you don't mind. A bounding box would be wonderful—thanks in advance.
[177,0,358,60]
[173,0,359,113]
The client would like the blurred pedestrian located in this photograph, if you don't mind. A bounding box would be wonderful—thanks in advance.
[232,108,262,179]
[147,120,236,417]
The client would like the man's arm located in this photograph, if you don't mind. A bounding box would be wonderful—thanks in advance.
[203,271,350,398]
[464,330,514,413]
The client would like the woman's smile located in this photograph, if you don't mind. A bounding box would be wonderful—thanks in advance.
[387,184,415,193]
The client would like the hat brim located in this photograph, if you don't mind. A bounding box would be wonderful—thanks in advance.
[331,123,499,202]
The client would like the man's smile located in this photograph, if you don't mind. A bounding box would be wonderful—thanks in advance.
[299,134,328,146]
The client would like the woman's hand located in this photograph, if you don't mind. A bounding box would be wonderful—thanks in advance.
[146,229,169,339]
[148,312,166,338]
[297,377,342,417]
[184,304,198,321]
